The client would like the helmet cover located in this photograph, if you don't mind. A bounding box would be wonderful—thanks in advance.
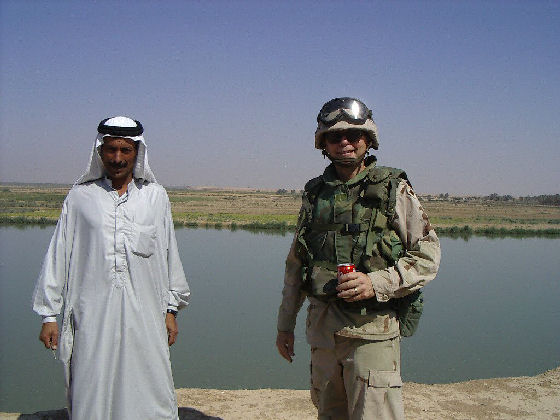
[315,97,378,150]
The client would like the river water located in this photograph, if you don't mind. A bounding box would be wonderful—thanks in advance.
[0,226,559,413]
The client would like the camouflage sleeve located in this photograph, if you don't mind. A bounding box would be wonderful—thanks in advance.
[368,180,441,302]
[277,208,307,332]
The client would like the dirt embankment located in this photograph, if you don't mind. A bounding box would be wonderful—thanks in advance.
[3,367,558,420]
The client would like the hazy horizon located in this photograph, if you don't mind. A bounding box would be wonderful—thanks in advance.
[1,1,558,196]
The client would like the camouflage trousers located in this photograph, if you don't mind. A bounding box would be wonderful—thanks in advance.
[310,335,405,420]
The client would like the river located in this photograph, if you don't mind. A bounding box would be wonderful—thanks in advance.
[0,226,558,413]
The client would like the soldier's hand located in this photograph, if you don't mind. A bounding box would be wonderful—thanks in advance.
[165,313,179,346]
[337,271,375,302]
[39,322,59,350]
[276,331,295,363]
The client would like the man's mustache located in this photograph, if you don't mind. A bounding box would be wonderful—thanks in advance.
[108,161,128,169]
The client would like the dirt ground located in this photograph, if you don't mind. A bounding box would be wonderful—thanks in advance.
[4,367,558,420]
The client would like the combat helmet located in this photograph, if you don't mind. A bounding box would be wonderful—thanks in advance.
[315,97,379,150]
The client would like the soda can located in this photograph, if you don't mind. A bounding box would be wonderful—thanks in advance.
[337,263,356,276]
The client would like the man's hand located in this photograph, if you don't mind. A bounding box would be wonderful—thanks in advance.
[336,271,376,302]
[165,313,178,346]
[276,331,295,363]
[39,322,59,350]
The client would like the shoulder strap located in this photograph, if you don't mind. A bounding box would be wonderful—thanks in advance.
[304,175,324,198]
[386,168,407,218]
[302,175,324,221]
[363,166,407,219]
[295,176,325,263]
[361,167,407,263]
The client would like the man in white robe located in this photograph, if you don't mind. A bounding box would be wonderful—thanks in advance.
[32,116,190,420]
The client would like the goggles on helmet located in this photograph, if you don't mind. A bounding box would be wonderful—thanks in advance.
[317,97,373,128]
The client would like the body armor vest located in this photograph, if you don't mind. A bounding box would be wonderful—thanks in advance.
[295,161,423,336]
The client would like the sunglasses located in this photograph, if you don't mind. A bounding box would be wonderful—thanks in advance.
[324,130,366,144]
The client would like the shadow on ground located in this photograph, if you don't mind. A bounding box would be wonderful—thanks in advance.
[13,407,222,420]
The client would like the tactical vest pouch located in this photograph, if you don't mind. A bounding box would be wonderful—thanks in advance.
[365,210,386,256]
[393,290,424,337]
[363,179,389,209]
[380,230,404,265]
[309,264,338,298]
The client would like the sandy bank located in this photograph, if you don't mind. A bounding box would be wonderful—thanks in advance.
[2,367,558,420]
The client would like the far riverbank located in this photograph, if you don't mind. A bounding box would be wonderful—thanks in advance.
[1,185,559,236]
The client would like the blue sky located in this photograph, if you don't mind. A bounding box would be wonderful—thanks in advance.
[1,0,558,195]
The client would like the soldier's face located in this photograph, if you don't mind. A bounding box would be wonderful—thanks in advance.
[100,137,138,183]
[323,130,369,160]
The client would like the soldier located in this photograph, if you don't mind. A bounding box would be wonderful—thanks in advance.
[276,98,441,419]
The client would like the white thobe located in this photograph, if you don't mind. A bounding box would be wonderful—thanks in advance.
[32,178,190,420]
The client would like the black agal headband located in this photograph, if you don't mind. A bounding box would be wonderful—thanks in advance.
[97,118,144,137]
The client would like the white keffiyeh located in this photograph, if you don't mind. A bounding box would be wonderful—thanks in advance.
[75,116,157,184]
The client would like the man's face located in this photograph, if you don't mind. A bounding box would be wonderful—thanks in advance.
[323,130,369,161]
[100,137,138,183]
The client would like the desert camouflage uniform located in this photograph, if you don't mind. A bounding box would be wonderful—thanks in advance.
[277,157,441,420]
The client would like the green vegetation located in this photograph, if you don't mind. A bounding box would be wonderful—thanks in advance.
[0,215,56,225]
[172,212,293,223]
[484,193,560,206]
[0,191,66,210]
[1,185,559,238]
[436,225,560,238]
